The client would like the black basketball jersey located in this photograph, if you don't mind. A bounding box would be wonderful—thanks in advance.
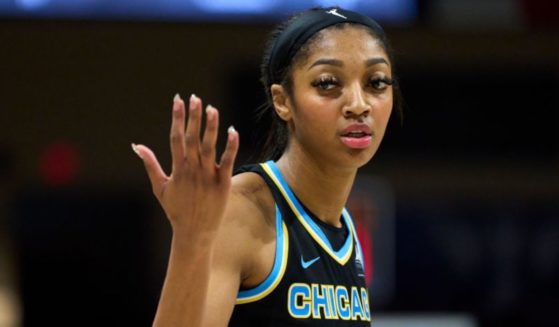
[229,161,371,326]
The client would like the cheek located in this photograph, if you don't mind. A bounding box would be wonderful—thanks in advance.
[293,112,326,141]
[291,90,333,126]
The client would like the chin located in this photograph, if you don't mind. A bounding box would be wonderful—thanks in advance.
[335,145,378,170]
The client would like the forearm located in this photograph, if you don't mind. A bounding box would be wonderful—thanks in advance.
[135,92,239,326]
[153,235,215,327]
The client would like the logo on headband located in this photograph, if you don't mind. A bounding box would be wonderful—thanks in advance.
[326,8,347,19]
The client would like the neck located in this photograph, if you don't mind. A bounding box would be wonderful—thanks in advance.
[275,144,357,227]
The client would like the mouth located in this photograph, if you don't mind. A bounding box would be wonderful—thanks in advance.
[340,131,372,138]
[339,127,373,149]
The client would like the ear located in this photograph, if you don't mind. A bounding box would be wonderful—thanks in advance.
[271,84,292,122]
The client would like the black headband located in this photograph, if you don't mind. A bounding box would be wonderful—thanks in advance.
[268,7,384,86]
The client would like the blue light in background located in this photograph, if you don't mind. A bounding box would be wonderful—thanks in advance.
[190,0,281,13]
[15,0,51,10]
[314,0,361,10]
[1,0,417,24]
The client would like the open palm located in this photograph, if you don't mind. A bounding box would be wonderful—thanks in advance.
[133,94,239,240]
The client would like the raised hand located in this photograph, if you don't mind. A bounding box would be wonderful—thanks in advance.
[132,94,239,244]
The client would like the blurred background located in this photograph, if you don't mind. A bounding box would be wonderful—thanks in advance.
[0,0,558,326]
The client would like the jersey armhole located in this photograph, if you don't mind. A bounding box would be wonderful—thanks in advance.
[236,205,289,305]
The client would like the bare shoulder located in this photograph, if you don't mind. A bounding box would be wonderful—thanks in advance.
[227,172,274,226]
[203,172,277,323]
[216,170,275,247]
[213,171,276,285]
[213,171,275,252]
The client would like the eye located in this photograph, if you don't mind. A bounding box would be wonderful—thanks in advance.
[311,76,339,91]
[368,76,393,91]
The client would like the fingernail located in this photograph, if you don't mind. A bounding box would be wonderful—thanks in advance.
[228,125,236,134]
[131,143,143,159]
[174,93,182,102]
[190,93,197,101]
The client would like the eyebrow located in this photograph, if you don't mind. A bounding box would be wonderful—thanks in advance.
[309,57,389,70]
[366,57,389,67]
[309,58,343,69]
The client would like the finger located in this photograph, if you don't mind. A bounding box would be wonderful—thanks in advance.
[218,126,239,181]
[200,105,219,165]
[185,94,202,163]
[170,93,186,172]
[132,143,168,197]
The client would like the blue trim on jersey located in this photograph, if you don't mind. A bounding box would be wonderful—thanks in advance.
[236,205,288,304]
[263,161,354,265]
[342,208,366,275]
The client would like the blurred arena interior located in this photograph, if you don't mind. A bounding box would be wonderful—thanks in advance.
[0,0,558,326]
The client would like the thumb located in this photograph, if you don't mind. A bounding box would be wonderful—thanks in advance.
[132,143,167,196]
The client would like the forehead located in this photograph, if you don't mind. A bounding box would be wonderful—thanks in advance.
[300,25,388,67]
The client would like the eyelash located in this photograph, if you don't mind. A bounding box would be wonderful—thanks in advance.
[311,75,393,92]
[311,76,339,90]
[368,76,394,90]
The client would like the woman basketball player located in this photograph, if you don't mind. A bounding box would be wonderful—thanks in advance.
[133,6,401,326]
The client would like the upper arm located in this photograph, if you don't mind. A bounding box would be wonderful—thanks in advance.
[201,191,267,326]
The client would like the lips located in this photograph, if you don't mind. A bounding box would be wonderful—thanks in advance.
[340,123,372,137]
[341,131,370,138]
[339,124,373,149]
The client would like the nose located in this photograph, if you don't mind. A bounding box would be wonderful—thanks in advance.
[342,83,371,118]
